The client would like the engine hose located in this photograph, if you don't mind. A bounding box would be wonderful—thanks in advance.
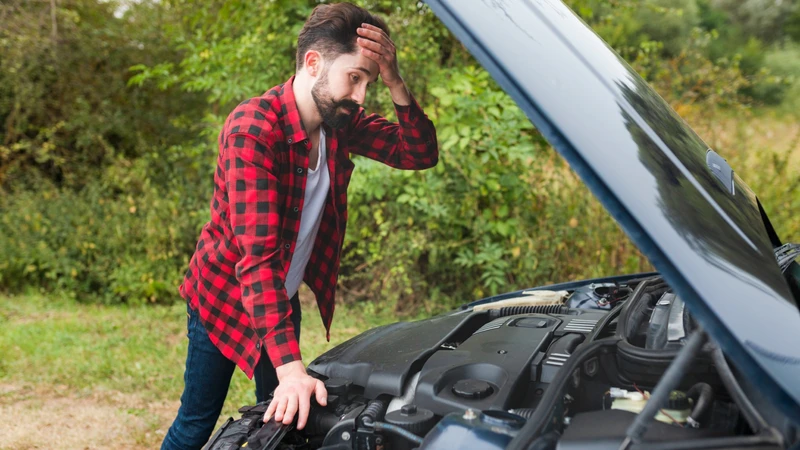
[305,408,340,436]
[686,382,713,427]
[711,347,769,434]
[489,305,570,318]
[374,421,424,446]
[360,398,388,427]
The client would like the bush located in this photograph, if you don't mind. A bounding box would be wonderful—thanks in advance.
[636,0,701,56]
[0,174,204,304]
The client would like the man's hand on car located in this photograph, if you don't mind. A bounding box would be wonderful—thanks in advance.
[264,360,328,430]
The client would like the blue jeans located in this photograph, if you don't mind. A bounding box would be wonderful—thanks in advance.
[161,294,301,450]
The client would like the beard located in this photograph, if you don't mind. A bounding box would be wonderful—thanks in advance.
[311,70,359,129]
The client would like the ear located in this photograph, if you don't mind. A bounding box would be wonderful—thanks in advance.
[304,50,323,77]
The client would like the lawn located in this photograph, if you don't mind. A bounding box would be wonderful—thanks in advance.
[0,290,400,449]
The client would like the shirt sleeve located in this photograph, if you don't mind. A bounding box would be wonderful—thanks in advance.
[223,132,302,368]
[344,94,439,169]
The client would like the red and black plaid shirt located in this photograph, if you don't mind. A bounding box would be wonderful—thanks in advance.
[180,76,438,377]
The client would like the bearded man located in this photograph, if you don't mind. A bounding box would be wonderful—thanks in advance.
[161,3,438,449]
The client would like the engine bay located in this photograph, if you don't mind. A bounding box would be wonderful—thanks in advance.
[204,276,794,450]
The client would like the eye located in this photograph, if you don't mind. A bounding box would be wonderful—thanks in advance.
[350,74,360,83]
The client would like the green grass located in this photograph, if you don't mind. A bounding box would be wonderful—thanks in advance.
[0,290,401,426]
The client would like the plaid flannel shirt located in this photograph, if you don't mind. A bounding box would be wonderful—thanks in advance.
[180,76,438,377]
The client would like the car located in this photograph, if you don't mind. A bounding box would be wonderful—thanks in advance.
[203,0,800,449]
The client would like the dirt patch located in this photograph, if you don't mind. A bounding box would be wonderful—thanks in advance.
[0,383,179,449]
[1,309,76,326]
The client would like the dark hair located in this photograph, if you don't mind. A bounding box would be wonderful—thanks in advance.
[296,2,390,71]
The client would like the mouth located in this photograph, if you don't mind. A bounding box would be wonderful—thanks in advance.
[339,106,354,115]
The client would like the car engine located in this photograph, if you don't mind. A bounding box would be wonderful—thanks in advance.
[203,277,789,450]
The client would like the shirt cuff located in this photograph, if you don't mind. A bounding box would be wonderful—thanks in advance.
[394,95,424,126]
[264,328,303,368]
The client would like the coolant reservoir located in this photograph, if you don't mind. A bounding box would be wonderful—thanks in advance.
[610,388,691,425]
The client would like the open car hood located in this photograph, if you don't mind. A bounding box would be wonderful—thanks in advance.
[425,0,800,423]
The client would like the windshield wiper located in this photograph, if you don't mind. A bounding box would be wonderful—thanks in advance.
[775,243,800,274]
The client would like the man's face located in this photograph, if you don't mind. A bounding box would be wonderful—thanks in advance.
[311,51,379,129]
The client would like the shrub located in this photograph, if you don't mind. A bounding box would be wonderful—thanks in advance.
[0,173,204,304]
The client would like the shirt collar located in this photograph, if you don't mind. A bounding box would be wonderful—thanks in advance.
[278,75,309,146]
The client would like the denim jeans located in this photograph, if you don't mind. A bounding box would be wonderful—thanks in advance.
[161,294,301,450]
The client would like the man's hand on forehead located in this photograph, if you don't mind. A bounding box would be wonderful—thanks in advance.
[356,23,402,88]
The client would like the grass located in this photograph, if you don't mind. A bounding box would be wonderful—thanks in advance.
[0,289,401,447]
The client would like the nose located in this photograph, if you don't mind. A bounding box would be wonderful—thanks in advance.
[351,84,367,105]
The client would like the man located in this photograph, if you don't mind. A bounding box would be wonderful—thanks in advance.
[161,3,438,449]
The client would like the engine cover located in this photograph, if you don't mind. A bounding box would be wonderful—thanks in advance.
[414,312,605,415]
[310,309,609,417]
[413,314,555,415]
[308,312,486,398]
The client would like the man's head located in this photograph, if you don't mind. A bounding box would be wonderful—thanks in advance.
[296,3,390,128]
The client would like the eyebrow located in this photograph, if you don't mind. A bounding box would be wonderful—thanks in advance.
[350,66,378,83]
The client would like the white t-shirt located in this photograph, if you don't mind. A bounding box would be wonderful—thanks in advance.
[284,127,330,298]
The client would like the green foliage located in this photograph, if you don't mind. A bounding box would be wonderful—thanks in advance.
[762,43,800,110]
[129,0,312,106]
[1,0,798,311]
[0,0,203,190]
[711,0,797,44]
[636,0,701,56]
[0,175,203,304]
[128,1,466,114]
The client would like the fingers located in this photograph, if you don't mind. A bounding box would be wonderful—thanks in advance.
[297,395,310,430]
[360,23,391,43]
[359,46,386,65]
[264,398,277,423]
[283,395,298,425]
[315,380,328,407]
[357,37,387,56]
[265,372,329,429]
[274,396,288,422]
[357,25,395,54]
[356,23,394,47]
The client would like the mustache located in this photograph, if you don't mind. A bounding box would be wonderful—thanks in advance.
[334,99,359,112]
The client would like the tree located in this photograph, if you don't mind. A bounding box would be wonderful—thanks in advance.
[712,0,797,43]
[0,0,202,190]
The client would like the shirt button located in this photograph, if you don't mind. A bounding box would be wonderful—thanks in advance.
[256,342,261,350]
[284,243,291,249]
[293,207,299,212]
[296,167,303,174]
[287,138,293,144]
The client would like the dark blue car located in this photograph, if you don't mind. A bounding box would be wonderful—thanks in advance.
[205,1,800,449]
